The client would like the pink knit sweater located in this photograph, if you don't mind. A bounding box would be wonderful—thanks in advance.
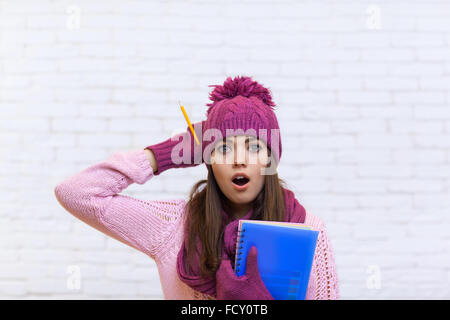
[54,149,339,300]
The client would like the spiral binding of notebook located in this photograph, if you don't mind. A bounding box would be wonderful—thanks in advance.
[234,227,246,274]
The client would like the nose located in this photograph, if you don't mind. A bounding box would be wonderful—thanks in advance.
[233,139,248,166]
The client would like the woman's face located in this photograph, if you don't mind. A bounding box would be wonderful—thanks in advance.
[210,135,271,216]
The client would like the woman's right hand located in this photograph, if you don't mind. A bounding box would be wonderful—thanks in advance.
[144,120,205,176]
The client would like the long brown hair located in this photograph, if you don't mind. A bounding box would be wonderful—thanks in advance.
[183,152,288,278]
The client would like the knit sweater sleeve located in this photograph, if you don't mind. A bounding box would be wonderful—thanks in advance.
[305,214,340,300]
[54,149,185,262]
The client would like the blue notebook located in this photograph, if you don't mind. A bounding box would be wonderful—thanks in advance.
[234,220,319,300]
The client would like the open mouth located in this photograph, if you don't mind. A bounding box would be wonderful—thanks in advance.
[232,176,250,186]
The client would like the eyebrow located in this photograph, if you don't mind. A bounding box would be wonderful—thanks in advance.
[222,137,258,143]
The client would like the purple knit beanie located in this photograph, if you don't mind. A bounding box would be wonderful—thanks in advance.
[201,75,282,169]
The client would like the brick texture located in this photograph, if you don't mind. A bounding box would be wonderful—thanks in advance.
[1,0,449,299]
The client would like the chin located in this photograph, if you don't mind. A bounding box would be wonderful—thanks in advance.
[229,192,256,204]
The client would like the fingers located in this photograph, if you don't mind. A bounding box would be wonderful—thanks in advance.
[190,121,204,165]
[246,246,259,275]
[218,257,234,276]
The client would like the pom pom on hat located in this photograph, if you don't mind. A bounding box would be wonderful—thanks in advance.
[206,75,276,112]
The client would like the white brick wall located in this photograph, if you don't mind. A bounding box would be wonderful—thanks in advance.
[1,0,449,299]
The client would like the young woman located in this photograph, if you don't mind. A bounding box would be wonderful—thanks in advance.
[54,75,339,300]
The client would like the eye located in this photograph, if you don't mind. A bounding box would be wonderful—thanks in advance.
[249,144,261,152]
[218,144,231,153]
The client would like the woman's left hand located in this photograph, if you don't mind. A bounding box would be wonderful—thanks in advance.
[215,246,274,300]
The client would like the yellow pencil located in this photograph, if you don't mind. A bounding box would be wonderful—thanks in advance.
[179,102,200,145]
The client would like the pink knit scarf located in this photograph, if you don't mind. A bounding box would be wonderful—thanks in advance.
[176,187,306,297]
